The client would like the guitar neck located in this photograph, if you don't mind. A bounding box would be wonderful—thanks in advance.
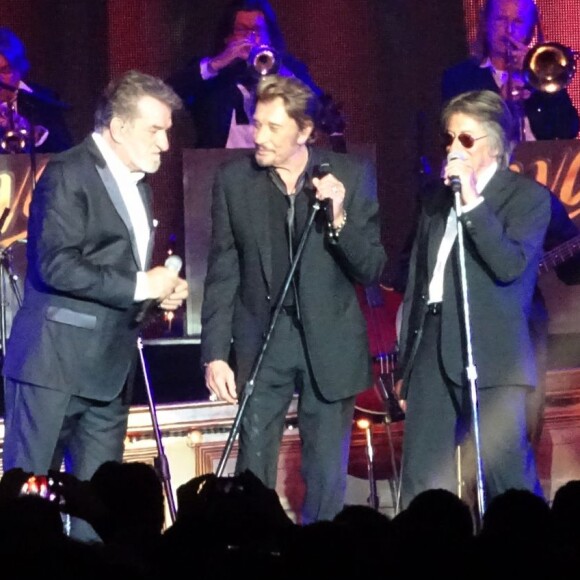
[539,233,580,274]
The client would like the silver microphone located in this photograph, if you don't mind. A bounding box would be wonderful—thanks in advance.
[164,254,183,274]
[135,255,183,324]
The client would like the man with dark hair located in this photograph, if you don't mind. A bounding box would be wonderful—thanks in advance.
[2,69,188,541]
[442,0,579,141]
[396,90,550,510]
[166,0,323,149]
[0,27,72,153]
[201,74,386,524]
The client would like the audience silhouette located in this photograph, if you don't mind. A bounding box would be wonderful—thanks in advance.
[1,463,579,579]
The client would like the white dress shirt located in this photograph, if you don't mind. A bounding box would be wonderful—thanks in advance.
[92,132,151,301]
[428,162,498,304]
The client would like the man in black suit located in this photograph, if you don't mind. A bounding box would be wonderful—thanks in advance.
[396,90,550,510]
[201,74,386,524]
[166,0,323,149]
[441,0,579,141]
[2,70,189,540]
[0,27,71,153]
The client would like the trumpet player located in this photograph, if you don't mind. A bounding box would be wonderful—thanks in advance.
[441,0,579,142]
[166,0,323,149]
[0,27,71,153]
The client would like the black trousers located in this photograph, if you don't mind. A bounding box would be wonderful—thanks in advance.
[235,310,356,524]
[400,311,543,510]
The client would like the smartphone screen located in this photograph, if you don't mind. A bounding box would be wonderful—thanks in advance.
[19,475,61,503]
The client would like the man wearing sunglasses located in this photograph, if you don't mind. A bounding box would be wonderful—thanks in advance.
[395,89,550,511]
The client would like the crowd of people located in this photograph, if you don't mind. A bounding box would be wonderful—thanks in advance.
[0,0,579,565]
[1,462,580,578]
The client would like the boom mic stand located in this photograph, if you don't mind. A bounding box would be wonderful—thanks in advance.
[452,184,486,530]
[215,198,323,477]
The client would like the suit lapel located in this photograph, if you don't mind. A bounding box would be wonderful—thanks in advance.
[87,137,143,269]
[247,170,273,289]
[138,180,155,269]
[480,169,511,208]
[427,196,452,279]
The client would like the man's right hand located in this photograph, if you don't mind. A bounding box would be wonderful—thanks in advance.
[145,265,179,301]
[205,360,238,404]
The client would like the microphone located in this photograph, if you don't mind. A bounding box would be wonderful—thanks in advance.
[164,254,183,274]
[315,161,334,223]
[135,255,183,324]
[446,152,465,194]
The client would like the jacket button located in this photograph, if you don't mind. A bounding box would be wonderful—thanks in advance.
[266,295,271,301]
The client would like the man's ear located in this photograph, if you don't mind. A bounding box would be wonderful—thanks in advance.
[297,121,314,145]
[109,117,125,143]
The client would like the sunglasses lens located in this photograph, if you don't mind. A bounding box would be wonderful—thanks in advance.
[458,133,475,148]
[444,133,476,149]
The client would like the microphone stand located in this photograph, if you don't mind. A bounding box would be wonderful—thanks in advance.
[0,210,24,386]
[136,336,177,524]
[215,198,323,477]
[453,186,486,530]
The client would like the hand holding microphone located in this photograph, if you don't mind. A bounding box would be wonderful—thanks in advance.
[444,151,479,205]
[145,254,188,310]
[311,161,346,228]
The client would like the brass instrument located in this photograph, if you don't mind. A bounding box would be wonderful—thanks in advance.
[0,101,31,154]
[248,44,279,76]
[523,42,578,93]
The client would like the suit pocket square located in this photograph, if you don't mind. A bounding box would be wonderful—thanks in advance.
[45,306,97,330]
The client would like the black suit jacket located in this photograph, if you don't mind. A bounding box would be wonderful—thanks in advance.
[3,136,155,401]
[398,169,551,393]
[200,148,387,401]
[167,55,321,148]
[441,58,580,141]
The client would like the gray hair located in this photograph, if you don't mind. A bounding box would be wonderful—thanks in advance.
[94,70,182,131]
[441,90,515,169]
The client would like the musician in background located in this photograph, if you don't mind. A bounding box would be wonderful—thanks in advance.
[527,196,580,447]
[166,0,324,149]
[441,0,579,141]
[0,27,72,154]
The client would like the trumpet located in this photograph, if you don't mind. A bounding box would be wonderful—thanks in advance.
[523,42,578,93]
[0,101,31,154]
[248,44,279,76]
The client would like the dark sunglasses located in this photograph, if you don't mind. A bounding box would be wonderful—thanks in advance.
[443,132,488,149]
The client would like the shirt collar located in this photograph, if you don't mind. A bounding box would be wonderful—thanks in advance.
[268,147,314,195]
[91,132,145,185]
[479,57,508,84]
[476,161,498,194]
